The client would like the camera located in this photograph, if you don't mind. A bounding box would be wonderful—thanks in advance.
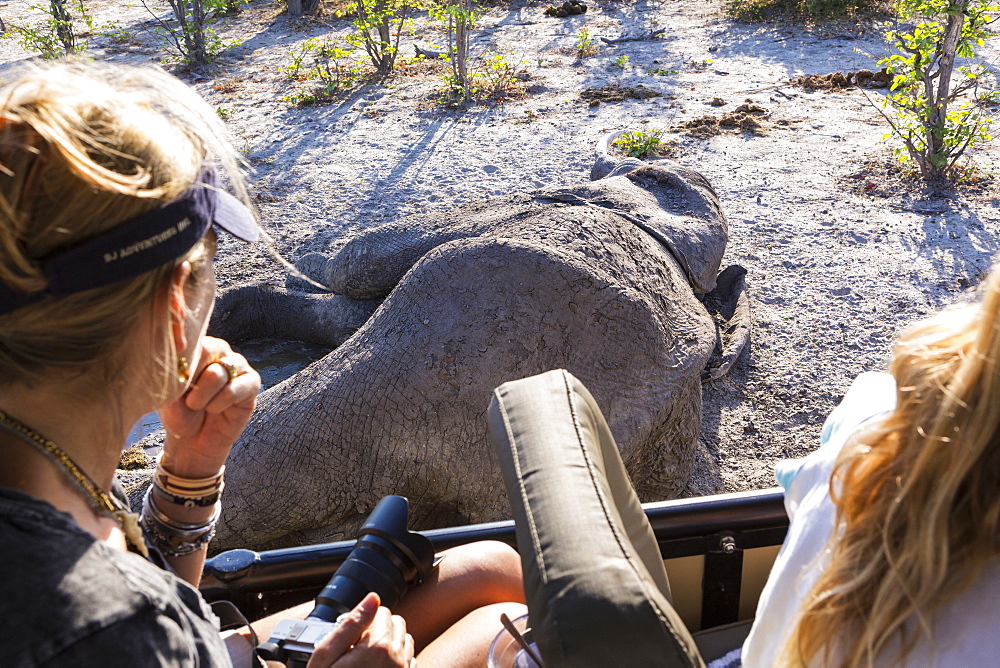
[257,496,437,667]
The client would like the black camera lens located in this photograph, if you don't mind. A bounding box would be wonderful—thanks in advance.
[308,496,435,622]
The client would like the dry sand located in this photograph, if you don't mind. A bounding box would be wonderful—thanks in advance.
[3,0,1000,497]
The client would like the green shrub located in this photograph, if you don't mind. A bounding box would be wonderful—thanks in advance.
[612,129,669,158]
[9,0,92,58]
[282,36,364,105]
[574,27,597,57]
[877,0,997,180]
[431,52,528,107]
[473,53,525,99]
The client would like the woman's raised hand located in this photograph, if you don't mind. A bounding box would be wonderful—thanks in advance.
[308,593,416,668]
[159,336,261,479]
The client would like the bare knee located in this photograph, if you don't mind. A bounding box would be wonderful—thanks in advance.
[442,541,525,604]
[416,601,529,668]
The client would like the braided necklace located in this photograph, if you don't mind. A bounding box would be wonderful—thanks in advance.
[0,408,148,557]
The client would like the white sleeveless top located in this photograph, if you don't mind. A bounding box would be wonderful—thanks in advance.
[742,371,1000,667]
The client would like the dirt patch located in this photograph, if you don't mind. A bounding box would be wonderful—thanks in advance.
[417,68,532,109]
[841,157,999,201]
[791,68,893,91]
[580,84,663,106]
[395,53,451,78]
[675,102,770,138]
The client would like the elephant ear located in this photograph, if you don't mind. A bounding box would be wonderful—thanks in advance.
[538,162,728,295]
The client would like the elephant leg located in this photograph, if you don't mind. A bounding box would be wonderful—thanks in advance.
[700,264,750,381]
[285,252,336,293]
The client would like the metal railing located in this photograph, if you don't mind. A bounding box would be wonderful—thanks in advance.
[201,487,788,622]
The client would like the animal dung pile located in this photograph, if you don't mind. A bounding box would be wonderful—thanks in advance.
[790,68,892,91]
[580,84,662,107]
[544,0,587,16]
[118,443,153,470]
[675,101,769,138]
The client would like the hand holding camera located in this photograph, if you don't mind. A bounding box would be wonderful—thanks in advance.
[307,593,414,668]
[258,496,436,667]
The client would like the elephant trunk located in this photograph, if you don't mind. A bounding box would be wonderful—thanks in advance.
[590,130,647,181]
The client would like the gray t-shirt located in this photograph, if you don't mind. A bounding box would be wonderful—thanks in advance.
[0,486,233,666]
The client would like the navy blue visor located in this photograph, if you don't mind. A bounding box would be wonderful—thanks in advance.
[0,168,258,316]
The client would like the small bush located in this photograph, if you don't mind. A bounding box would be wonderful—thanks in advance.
[282,36,365,105]
[612,129,669,158]
[877,0,997,180]
[9,0,93,58]
[574,27,598,57]
[432,52,528,107]
[474,53,526,99]
[646,66,678,76]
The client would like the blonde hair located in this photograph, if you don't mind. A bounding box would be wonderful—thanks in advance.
[781,263,1000,666]
[0,59,252,390]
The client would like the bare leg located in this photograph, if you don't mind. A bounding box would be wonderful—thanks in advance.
[393,541,525,650]
[416,602,529,667]
[236,541,524,667]
[233,602,313,668]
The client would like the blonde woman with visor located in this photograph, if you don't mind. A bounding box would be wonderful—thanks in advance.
[0,60,524,667]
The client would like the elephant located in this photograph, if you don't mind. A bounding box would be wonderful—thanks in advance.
[202,140,749,551]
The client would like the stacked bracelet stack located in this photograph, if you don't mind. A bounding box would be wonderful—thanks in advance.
[139,454,225,558]
[140,490,219,557]
[152,453,225,508]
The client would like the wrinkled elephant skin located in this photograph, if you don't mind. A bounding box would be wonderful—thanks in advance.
[209,162,738,551]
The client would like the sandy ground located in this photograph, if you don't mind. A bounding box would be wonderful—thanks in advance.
[3,0,1000,497]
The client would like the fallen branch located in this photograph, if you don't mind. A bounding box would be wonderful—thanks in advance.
[415,44,448,59]
[888,204,948,214]
[735,84,787,94]
[600,28,664,44]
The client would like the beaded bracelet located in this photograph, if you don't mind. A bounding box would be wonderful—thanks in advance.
[140,487,219,558]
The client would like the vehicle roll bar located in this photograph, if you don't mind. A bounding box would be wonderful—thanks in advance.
[201,487,788,621]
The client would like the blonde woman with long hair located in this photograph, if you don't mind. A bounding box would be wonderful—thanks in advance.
[485,265,1000,667]
[742,263,1000,666]
[0,60,524,667]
